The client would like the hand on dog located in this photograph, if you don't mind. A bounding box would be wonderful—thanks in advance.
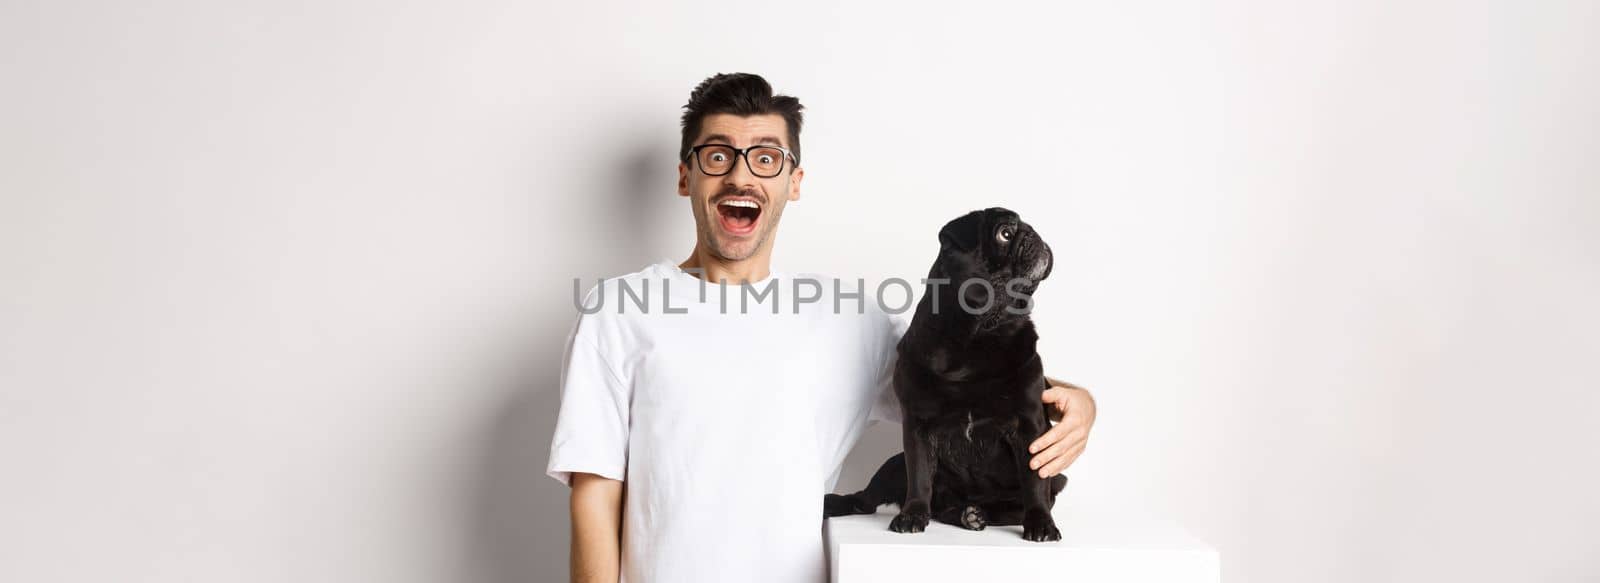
[1028,379,1096,479]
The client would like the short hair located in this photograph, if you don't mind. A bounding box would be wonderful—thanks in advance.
[679,73,805,168]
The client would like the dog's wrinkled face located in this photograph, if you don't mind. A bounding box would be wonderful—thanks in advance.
[936,207,1053,312]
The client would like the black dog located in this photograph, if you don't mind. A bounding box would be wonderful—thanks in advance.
[824,207,1066,542]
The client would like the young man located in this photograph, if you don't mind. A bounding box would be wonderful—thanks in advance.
[546,73,1098,583]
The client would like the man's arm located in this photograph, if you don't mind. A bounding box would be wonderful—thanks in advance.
[569,472,624,583]
[1028,377,1098,478]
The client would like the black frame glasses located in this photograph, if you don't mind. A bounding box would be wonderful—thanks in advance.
[684,143,797,178]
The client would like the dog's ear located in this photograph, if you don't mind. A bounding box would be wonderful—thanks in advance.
[938,210,986,252]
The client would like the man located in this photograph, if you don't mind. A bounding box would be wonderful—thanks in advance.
[545,73,1097,583]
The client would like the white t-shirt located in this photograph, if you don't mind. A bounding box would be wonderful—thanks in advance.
[546,260,908,583]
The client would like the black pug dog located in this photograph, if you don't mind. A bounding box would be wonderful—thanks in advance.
[824,207,1066,542]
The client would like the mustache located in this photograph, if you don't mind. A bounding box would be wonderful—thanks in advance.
[711,187,766,206]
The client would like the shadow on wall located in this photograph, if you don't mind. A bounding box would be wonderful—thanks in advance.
[464,138,673,583]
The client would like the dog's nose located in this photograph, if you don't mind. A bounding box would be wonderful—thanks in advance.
[1029,240,1053,281]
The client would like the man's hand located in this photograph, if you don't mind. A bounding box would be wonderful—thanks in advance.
[1027,378,1097,478]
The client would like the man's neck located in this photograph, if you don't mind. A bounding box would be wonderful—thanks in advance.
[679,244,771,285]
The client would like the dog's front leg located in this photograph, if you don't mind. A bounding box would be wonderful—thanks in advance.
[1011,414,1062,542]
[889,419,935,533]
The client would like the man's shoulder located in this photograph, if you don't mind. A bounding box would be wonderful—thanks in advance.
[567,261,681,323]
[780,270,907,328]
[779,269,876,299]
[573,261,676,296]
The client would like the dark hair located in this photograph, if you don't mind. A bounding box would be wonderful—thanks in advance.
[679,73,805,169]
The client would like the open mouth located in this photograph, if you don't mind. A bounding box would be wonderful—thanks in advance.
[715,198,763,236]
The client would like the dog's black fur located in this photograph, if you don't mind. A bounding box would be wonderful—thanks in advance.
[823,207,1066,542]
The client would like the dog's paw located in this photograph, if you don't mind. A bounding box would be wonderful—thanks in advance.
[823,494,872,518]
[958,505,987,530]
[1021,509,1061,542]
[888,510,929,533]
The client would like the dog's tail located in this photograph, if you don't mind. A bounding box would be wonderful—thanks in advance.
[823,452,907,518]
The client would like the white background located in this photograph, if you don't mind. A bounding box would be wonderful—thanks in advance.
[3,1,1596,581]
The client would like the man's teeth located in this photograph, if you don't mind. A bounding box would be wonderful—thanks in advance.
[719,200,760,209]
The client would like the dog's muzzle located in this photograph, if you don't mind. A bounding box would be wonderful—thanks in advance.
[1023,239,1053,282]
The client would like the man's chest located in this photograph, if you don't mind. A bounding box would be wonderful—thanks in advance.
[623,313,881,431]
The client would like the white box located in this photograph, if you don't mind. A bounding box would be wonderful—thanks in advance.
[825,504,1220,582]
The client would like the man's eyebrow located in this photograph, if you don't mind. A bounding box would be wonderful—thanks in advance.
[697,134,787,148]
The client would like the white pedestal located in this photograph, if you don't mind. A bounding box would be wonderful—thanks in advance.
[824,504,1219,583]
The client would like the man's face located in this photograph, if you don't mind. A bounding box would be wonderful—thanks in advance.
[677,113,804,262]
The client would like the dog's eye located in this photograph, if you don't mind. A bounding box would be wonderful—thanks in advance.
[997,226,1015,243]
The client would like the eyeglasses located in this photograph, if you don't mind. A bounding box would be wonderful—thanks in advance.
[684,143,796,178]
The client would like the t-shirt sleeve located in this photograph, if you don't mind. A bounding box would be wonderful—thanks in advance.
[867,311,911,424]
[545,301,631,487]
